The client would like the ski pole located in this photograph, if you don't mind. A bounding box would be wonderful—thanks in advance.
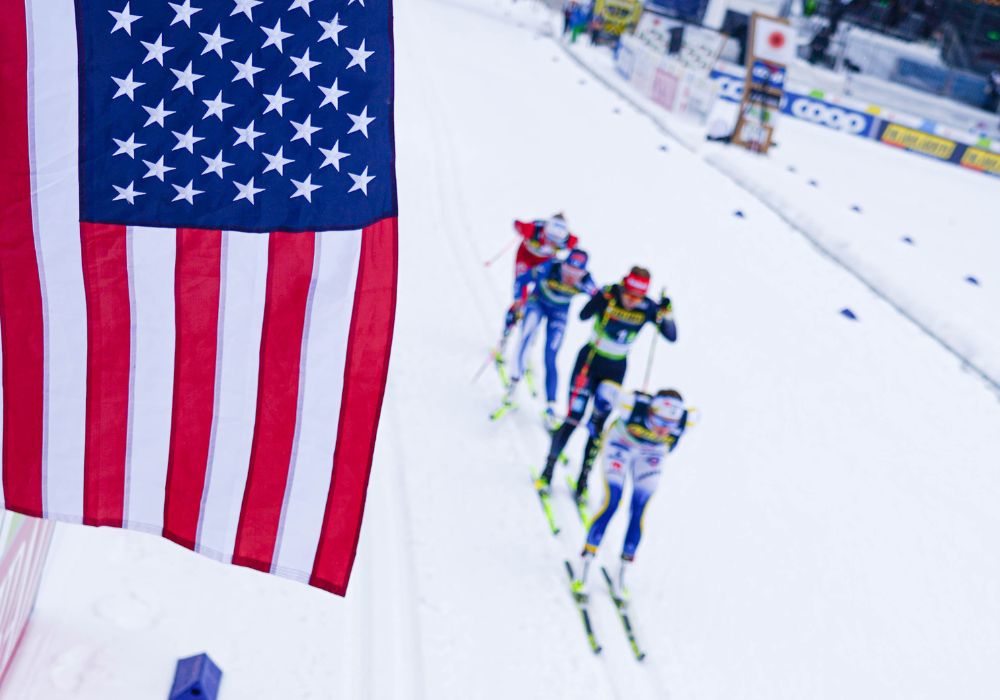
[641,287,667,392]
[483,235,520,268]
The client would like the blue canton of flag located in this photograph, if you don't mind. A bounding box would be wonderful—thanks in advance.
[79,0,396,232]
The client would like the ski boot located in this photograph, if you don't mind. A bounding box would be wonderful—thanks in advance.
[543,402,560,433]
[570,577,589,605]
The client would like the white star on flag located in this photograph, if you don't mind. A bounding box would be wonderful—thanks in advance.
[290,174,321,202]
[319,14,347,45]
[172,180,204,204]
[319,141,348,171]
[143,99,175,127]
[171,61,204,94]
[290,48,320,80]
[232,55,264,86]
[109,2,141,35]
[112,133,144,158]
[169,0,201,26]
[348,166,374,195]
[202,151,234,178]
[234,177,264,204]
[261,19,293,52]
[348,0,365,6]
[263,86,293,116]
[289,0,313,15]
[141,34,173,65]
[347,106,375,138]
[231,0,262,21]
[142,156,175,181]
[112,70,144,101]
[346,40,374,72]
[172,126,205,153]
[203,91,234,121]
[200,25,234,58]
[319,79,348,109]
[113,182,144,204]
[290,115,321,145]
[262,147,294,175]
[234,120,264,149]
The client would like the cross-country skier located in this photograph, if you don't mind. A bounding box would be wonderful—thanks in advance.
[503,248,598,429]
[570,387,688,604]
[535,267,676,502]
[500,213,578,351]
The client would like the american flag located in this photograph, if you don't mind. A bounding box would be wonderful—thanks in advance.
[0,0,397,595]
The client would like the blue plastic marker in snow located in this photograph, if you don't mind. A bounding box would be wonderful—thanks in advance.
[966,276,980,286]
[901,236,914,245]
[808,179,819,187]
[733,210,745,218]
[169,654,222,700]
[850,204,862,213]
[659,144,669,152]
[840,308,858,320]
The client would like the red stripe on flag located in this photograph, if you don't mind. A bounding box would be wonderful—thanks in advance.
[162,229,222,549]
[80,223,131,527]
[311,218,398,595]
[232,231,316,572]
[0,0,44,517]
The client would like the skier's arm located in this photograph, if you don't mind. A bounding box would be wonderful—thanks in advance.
[578,274,599,298]
[513,260,546,302]
[654,296,677,342]
[580,286,610,320]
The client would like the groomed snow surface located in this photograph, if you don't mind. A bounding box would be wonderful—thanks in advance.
[4,1,1000,698]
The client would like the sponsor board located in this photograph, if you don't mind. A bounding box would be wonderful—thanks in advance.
[878,123,958,160]
[959,147,1000,175]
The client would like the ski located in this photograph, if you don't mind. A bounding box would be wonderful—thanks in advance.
[524,364,539,398]
[492,348,511,389]
[565,560,601,654]
[530,470,560,535]
[600,566,646,661]
[565,475,591,526]
[489,399,517,421]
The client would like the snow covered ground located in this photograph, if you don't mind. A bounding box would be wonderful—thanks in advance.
[4,0,1000,698]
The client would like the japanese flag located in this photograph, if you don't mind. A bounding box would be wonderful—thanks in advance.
[751,15,796,66]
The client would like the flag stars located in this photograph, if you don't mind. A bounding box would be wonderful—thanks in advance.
[318,79,348,109]
[112,133,144,158]
[290,48,320,81]
[202,150,234,178]
[232,55,264,87]
[231,0,262,21]
[261,19,292,52]
[171,61,204,94]
[109,2,141,35]
[112,70,144,101]
[172,180,204,205]
[347,106,375,138]
[113,182,144,204]
[169,0,201,27]
[348,0,365,6]
[234,177,264,204]
[172,126,205,153]
[203,91,234,121]
[141,34,173,65]
[319,14,347,45]
[200,25,234,58]
[319,141,348,171]
[290,174,321,202]
[143,99,175,128]
[346,40,374,72]
[262,146,293,175]
[234,120,264,149]
[289,0,314,15]
[263,86,293,116]
[348,167,374,195]
[142,156,175,181]
[290,115,321,145]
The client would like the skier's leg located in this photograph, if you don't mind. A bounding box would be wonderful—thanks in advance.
[541,345,593,483]
[514,304,543,383]
[576,441,629,587]
[618,451,664,595]
[543,311,567,404]
[575,378,621,499]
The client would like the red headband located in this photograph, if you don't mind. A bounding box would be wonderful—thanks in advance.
[623,273,650,296]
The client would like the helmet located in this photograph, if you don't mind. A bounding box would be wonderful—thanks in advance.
[649,389,684,433]
[564,248,589,271]
[544,215,570,248]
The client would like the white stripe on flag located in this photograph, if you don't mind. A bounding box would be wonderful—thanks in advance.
[272,230,362,579]
[28,0,86,523]
[124,227,176,534]
[195,230,269,563]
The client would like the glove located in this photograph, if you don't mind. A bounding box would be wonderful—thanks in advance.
[656,296,673,323]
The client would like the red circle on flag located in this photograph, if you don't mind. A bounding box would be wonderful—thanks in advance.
[768,31,786,49]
